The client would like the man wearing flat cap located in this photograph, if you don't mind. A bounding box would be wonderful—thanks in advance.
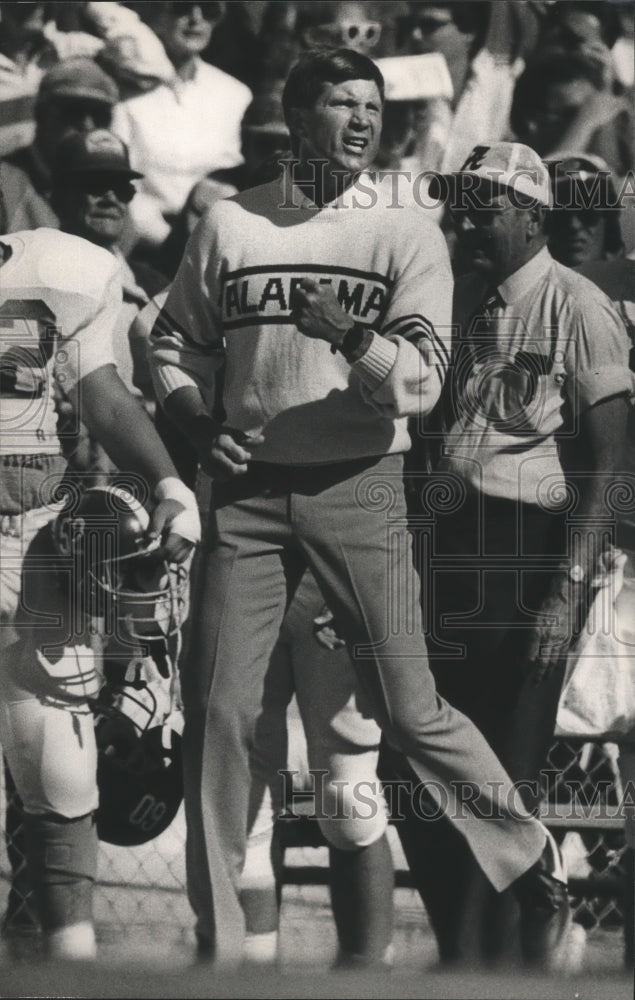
[0,56,118,233]
[390,141,635,968]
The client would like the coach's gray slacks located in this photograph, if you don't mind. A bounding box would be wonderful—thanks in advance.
[180,454,546,963]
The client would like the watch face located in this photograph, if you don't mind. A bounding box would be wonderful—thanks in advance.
[569,565,586,584]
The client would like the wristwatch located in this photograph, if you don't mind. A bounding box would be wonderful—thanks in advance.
[330,321,366,356]
[567,564,586,584]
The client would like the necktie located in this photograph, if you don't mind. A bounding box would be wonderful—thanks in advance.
[477,288,504,336]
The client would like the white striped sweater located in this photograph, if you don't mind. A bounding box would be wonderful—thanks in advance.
[150,173,452,466]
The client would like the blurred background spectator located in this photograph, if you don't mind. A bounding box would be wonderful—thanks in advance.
[547,153,624,269]
[0,55,118,232]
[511,0,634,181]
[111,2,251,261]
[50,126,167,479]
[0,2,57,157]
[0,2,633,265]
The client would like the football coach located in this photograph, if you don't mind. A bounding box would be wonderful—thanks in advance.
[149,48,569,966]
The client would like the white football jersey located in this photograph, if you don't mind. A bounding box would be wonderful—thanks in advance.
[0,228,121,455]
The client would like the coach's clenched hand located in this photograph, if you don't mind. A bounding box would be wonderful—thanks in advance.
[194,421,265,481]
[290,278,353,346]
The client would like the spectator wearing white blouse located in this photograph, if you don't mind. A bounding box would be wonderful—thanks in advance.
[111,2,251,250]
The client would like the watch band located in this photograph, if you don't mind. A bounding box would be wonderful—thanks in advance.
[330,321,366,356]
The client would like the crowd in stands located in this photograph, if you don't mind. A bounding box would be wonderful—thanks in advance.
[1,1,633,278]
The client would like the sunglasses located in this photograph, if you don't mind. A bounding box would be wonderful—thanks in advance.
[55,101,112,128]
[450,204,516,228]
[549,208,603,228]
[75,175,136,203]
[414,15,453,34]
[168,1,223,20]
[303,21,382,48]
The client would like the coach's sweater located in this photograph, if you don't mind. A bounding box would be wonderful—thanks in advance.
[150,172,453,466]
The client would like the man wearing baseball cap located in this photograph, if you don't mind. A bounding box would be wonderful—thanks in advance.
[51,129,143,253]
[394,141,634,967]
[49,129,165,451]
[0,57,118,233]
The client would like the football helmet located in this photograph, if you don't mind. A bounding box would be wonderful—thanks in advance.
[94,651,183,846]
[94,708,183,847]
[53,485,189,640]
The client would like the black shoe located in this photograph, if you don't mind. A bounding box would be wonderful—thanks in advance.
[514,829,571,968]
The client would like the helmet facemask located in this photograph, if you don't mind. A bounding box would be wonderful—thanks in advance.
[93,550,189,642]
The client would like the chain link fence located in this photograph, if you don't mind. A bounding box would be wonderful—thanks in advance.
[1,734,631,955]
[1,423,632,961]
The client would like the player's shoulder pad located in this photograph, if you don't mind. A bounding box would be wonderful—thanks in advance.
[24,229,120,299]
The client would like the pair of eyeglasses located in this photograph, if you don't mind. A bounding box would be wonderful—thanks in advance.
[410,14,453,35]
[338,21,382,45]
[75,175,136,203]
[450,204,516,228]
[303,21,382,48]
[58,101,112,129]
[549,208,603,228]
[168,1,223,21]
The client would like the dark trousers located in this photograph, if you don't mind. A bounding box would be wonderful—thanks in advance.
[381,492,569,964]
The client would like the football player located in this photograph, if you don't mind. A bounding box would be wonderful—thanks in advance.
[0,179,199,959]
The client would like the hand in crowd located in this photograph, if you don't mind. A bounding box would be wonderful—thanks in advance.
[579,86,630,131]
[577,39,617,90]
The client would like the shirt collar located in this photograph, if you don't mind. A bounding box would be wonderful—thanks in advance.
[497,245,552,305]
[171,56,201,93]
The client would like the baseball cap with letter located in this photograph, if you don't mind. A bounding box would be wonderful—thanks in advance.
[451,142,552,208]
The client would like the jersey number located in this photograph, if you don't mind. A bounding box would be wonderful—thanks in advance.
[0,299,59,400]
[129,794,167,833]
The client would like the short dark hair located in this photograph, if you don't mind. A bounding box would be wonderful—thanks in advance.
[282,47,384,134]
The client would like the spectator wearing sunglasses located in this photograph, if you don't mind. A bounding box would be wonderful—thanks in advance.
[539,1,625,90]
[111,1,251,260]
[546,154,625,269]
[400,2,528,174]
[0,56,118,233]
[50,128,167,480]
[511,48,634,184]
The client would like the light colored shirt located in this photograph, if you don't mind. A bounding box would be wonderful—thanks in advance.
[439,48,523,172]
[111,58,251,246]
[0,53,41,157]
[440,246,634,505]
